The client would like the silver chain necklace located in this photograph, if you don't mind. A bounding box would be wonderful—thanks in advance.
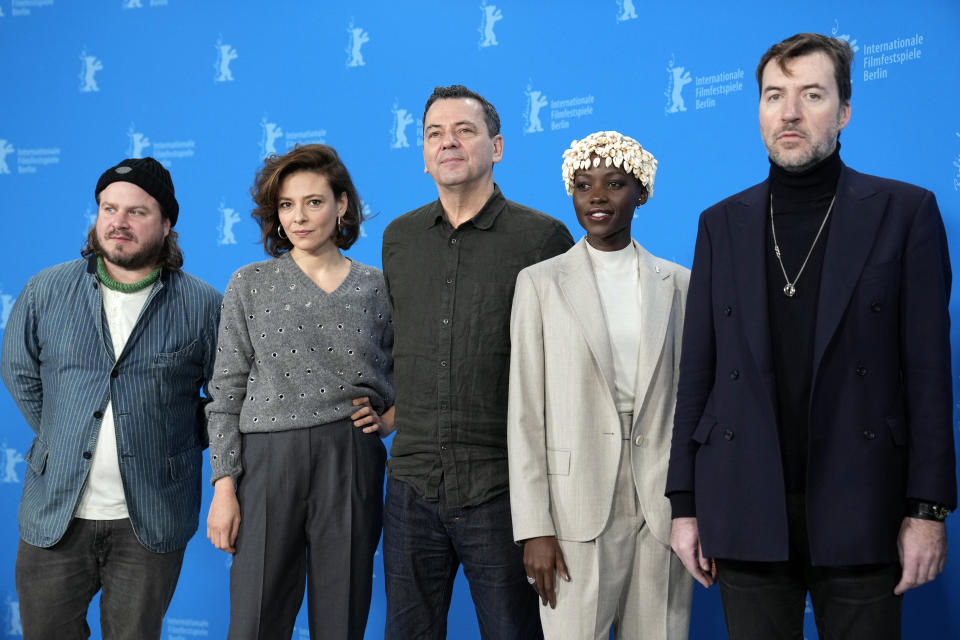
[769,193,836,298]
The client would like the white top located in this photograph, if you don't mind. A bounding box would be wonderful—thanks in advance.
[586,241,641,413]
[75,284,152,520]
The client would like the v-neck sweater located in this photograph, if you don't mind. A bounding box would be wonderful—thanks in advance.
[206,253,394,483]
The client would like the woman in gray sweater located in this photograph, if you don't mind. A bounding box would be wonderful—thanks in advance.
[205,144,394,640]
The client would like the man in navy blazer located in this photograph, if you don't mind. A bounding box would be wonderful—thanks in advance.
[666,33,955,639]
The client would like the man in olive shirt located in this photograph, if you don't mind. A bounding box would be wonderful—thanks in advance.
[382,85,573,639]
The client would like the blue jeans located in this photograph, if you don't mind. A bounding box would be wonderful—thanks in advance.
[15,518,184,640]
[383,477,541,640]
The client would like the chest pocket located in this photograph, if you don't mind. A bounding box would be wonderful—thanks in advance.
[155,340,203,406]
[468,282,513,351]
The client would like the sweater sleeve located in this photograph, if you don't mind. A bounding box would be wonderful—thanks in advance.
[205,271,255,484]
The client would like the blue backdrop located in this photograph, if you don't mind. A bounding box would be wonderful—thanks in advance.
[1,1,958,638]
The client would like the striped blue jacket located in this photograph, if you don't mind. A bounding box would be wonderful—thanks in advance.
[1,257,221,553]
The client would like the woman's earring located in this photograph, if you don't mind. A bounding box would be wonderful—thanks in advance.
[277,226,287,239]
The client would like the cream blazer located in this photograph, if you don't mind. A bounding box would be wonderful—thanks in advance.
[508,238,689,545]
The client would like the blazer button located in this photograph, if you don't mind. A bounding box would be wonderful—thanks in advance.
[634,434,647,448]
[723,429,734,441]
[93,410,104,419]
[863,430,876,440]
[723,306,732,317]
[856,366,867,377]
[870,301,883,312]
[82,451,92,459]
[729,369,740,380]
[110,370,119,378]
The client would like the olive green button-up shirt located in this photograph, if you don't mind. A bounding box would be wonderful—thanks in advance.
[383,186,573,508]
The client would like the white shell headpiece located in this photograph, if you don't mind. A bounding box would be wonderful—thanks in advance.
[561,130,657,197]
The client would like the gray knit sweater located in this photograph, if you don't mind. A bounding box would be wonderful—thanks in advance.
[206,254,394,482]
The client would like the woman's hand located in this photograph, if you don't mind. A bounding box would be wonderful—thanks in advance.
[351,398,395,437]
[207,476,241,553]
[522,535,570,609]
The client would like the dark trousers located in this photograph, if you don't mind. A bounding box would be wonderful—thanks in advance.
[716,494,901,640]
[16,518,184,640]
[382,476,541,640]
[228,419,386,640]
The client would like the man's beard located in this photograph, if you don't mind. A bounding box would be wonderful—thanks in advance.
[767,130,837,173]
[765,111,844,173]
[92,229,165,271]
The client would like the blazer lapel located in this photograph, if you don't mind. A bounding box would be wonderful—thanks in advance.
[812,167,887,376]
[729,182,775,380]
[631,242,674,419]
[557,239,617,402]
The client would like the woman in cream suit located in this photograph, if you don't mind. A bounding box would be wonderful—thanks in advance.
[508,131,693,639]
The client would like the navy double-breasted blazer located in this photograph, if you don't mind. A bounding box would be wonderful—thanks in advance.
[665,163,956,566]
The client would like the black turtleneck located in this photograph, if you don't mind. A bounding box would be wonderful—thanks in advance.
[766,144,842,494]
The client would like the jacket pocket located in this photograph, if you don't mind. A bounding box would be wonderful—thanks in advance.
[692,414,718,444]
[154,340,199,367]
[167,445,202,481]
[885,415,906,446]
[156,341,204,408]
[860,260,900,284]
[546,448,571,476]
[24,438,48,475]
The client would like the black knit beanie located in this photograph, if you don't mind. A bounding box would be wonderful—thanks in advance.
[94,157,179,226]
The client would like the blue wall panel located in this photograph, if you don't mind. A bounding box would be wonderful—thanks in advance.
[1,1,958,637]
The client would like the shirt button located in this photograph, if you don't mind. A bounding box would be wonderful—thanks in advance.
[442,319,449,325]
[856,366,867,377]
[729,369,739,380]
[450,238,457,245]
[863,430,876,440]
[440,401,448,410]
[440,360,447,367]
[82,451,92,459]
[446,278,454,284]
[723,306,732,316]
[723,429,735,441]
[93,410,104,419]
[440,444,447,450]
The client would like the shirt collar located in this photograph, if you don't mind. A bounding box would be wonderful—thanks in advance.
[425,184,506,230]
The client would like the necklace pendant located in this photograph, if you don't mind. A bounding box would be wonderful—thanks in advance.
[783,283,796,297]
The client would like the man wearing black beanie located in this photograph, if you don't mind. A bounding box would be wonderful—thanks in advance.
[2,156,221,639]
[666,33,954,640]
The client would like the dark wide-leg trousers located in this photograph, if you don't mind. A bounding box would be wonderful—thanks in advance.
[228,419,386,640]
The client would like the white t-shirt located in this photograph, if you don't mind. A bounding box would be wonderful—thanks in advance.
[585,241,641,413]
[75,284,152,520]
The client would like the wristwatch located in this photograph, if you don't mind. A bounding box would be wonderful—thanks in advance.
[906,500,950,522]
